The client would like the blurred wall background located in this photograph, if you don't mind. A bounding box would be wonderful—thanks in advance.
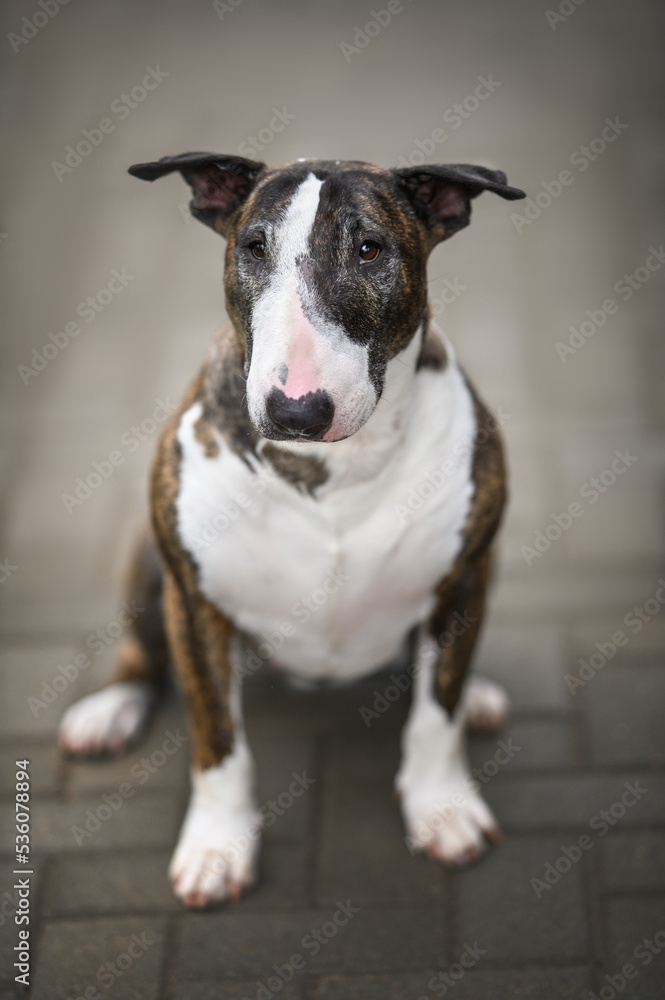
[1,0,663,711]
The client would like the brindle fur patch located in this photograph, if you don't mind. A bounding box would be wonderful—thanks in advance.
[148,371,238,769]
[261,442,329,496]
[202,326,258,466]
[194,413,220,458]
[428,378,506,716]
[416,324,448,372]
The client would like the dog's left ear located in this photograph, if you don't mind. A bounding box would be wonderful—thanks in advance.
[128,152,266,237]
[394,164,525,247]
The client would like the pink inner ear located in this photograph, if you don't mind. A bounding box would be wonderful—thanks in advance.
[194,166,246,209]
[416,180,467,221]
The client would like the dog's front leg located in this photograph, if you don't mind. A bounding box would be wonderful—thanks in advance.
[163,572,260,907]
[396,551,503,866]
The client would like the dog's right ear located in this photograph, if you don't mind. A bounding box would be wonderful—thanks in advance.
[128,152,266,237]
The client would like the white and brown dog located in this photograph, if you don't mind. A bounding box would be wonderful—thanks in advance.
[59,154,525,907]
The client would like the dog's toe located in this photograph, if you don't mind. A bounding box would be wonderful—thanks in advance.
[170,842,257,907]
[59,682,153,756]
[463,676,510,731]
[404,785,501,868]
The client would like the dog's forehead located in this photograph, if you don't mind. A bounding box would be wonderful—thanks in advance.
[237,160,403,232]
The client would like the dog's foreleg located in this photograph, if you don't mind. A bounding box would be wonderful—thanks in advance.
[396,550,503,865]
[163,572,260,907]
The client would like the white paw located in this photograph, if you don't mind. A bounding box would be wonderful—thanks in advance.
[401,775,501,866]
[170,749,260,908]
[462,676,510,731]
[59,682,153,756]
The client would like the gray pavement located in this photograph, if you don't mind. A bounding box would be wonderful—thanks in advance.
[1,0,664,996]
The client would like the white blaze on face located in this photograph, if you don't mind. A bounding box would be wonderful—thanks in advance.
[246,172,377,441]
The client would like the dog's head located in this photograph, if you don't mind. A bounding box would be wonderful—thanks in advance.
[129,154,524,442]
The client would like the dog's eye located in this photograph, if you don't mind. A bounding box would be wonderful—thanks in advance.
[249,241,265,259]
[359,241,380,262]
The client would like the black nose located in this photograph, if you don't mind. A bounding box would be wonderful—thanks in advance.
[265,388,334,440]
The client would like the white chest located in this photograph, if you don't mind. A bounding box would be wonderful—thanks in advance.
[175,356,477,680]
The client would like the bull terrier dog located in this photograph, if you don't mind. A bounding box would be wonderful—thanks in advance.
[59,154,525,907]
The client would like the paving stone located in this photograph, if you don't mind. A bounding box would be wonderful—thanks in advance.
[176,906,446,979]
[240,843,310,912]
[41,850,178,917]
[0,741,64,796]
[485,773,665,830]
[316,733,446,904]
[311,966,595,999]
[604,896,665,1000]
[30,917,167,1000]
[468,716,580,771]
[248,728,318,843]
[598,832,665,892]
[456,836,590,963]
[311,972,438,999]
[173,983,304,1000]
[580,664,665,766]
[0,791,182,853]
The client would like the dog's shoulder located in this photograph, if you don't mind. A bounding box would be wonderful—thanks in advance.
[150,366,206,584]
[460,374,507,562]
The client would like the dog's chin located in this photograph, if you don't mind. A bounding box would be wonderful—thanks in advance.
[254,418,365,446]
